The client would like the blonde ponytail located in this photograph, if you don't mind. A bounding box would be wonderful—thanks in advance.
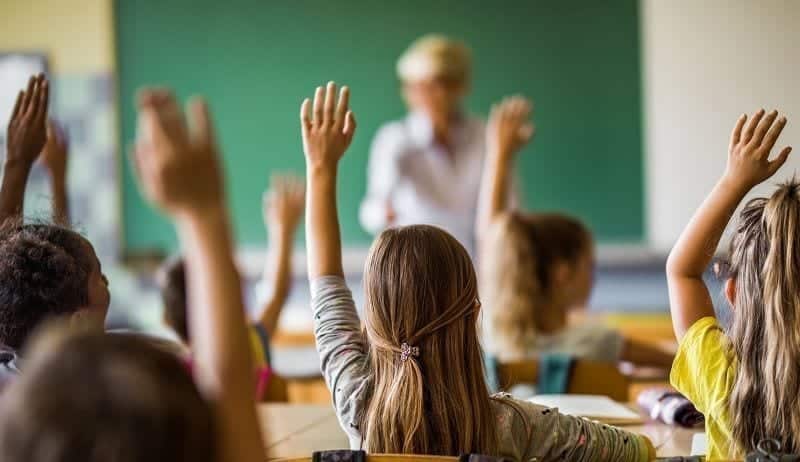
[729,180,800,454]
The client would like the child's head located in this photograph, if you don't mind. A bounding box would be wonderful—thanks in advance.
[361,224,497,455]
[726,180,800,453]
[158,256,189,343]
[0,324,216,462]
[397,35,471,122]
[0,223,109,350]
[480,212,593,358]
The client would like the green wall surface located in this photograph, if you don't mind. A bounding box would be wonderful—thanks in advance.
[116,0,643,253]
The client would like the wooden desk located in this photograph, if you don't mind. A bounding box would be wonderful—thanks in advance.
[260,403,703,459]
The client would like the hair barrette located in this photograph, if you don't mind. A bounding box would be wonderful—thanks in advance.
[400,342,420,362]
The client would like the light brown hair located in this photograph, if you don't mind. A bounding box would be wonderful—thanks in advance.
[480,211,592,359]
[0,324,216,462]
[727,180,800,454]
[361,225,498,455]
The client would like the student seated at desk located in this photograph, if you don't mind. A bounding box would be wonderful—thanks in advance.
[158,174,303,398]
[0,75,111,390]
[667,109,797,460]
[476,97,673,369]
[302,81,655,461]
[0,88,271,462]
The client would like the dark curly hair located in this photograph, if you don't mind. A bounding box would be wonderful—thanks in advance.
[158,256,189,343]
[0,223,92,349]
[0,325,217,462]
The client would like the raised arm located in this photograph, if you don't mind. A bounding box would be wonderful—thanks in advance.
[666,109,791,340]
[132,89,265,462]
[39,120,70,224]
[476,96,533,248]
[257,174,304,336]
[301,82,356,279]
[1,74,49,224]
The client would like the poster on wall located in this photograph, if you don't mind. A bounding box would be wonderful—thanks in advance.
[0,53,48,140]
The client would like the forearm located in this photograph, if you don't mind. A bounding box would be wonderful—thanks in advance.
[50,175,69,225]
[176,210,264,460]
[666,176,750,278]
[476,149,513,245]
[258,227,293,335]
[0,161,33,224]
[306,166,343,278]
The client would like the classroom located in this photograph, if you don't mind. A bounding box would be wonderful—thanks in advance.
[0,0,798,461]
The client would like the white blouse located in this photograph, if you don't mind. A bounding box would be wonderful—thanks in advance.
[359,111,487,255]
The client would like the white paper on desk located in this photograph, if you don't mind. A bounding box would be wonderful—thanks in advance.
[527,394,643,424]
[691,433,708,456]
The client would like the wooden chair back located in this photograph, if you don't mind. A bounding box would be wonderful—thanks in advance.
[276,456,458,462]
[495,358,630,402]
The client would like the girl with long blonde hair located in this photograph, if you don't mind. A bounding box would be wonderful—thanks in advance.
[302,81,654,460]
[667,109,796,459]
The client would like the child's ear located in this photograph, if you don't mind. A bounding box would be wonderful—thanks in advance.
[725,278,737,309]
[553,260,572,287]
[70,309,102,330]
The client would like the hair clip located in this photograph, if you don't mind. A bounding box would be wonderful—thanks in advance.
[400,342,420,362]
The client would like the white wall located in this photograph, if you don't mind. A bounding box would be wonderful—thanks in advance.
[643,0,800,252]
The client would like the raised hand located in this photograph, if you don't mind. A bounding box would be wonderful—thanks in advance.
[133,89,224,219]
[263,174,305,237]
[724,109,791,189]
[487,95,534,158]
[39,120,69,181]
[6,74,49,168]
[300,82,356,171]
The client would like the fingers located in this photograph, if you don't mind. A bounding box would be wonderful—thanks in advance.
[343,110,357,141]
[335,86,350,128]
[749,110,778,147]
[760,115,787,155]
[741,109,765,144]
[519,123,535,142]
[768,146,793,176]
[729,113,747,150]
[34,77,49,124]
[187,97,216,147]
[136,89,174,152]
[300,98,312,135]
[323,82,336,126]
[23,75,46,120]
[20,76,35,115]
[10,91,23,121]
[313,86,324,126]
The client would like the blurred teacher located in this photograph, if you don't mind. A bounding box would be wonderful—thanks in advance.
[359,35,487,253]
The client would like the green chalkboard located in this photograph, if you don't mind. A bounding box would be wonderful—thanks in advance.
[116,0,643,253]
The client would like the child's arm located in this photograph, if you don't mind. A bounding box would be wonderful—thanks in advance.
[515,399,654,461]
[301,83,370,439]
[257,174,304,336]
[476,96,533,248]
[302,82,356,279]
[132,89,265,462]
[666,110,791,340]
[0,75,49,224]
[39,120,70,224]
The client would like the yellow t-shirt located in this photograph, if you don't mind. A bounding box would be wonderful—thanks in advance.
[670,317,738,460]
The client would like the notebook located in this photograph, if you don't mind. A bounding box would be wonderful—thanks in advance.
[528,394,644,425]
[691,433,708,456]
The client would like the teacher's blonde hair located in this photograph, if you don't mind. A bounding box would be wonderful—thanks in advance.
[396,35,471,84]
